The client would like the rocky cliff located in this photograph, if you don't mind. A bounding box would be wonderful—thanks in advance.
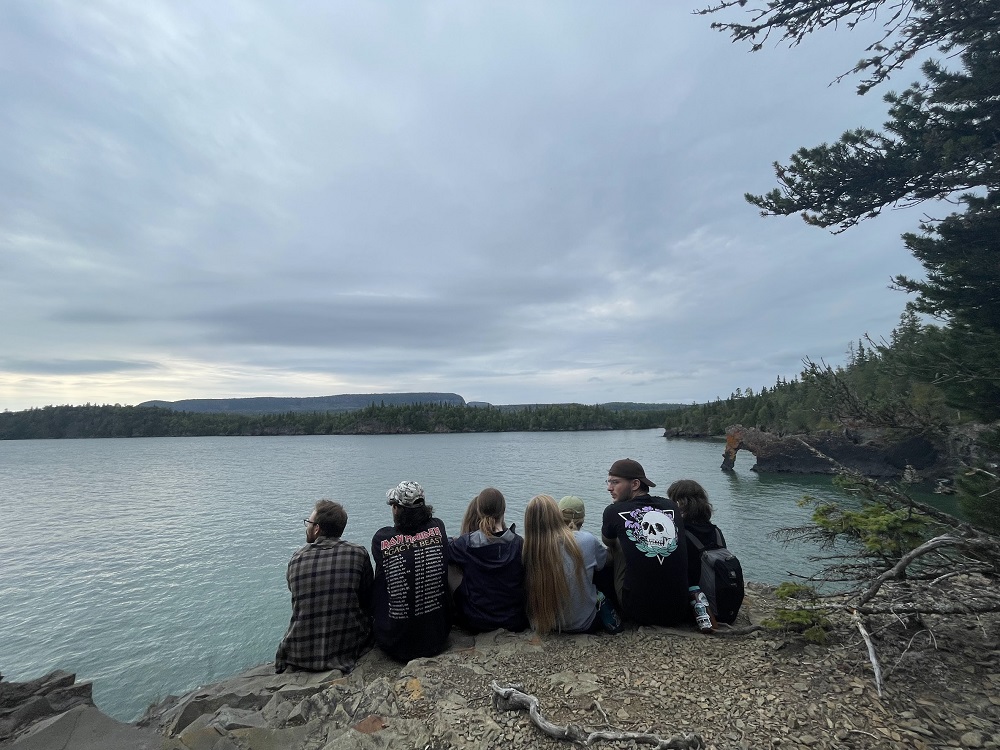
[719,425,946,479]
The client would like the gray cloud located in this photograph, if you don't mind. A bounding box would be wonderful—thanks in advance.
[0,358,163,375]
[0,1,929,410]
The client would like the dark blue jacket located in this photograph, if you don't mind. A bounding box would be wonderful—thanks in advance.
[449,526,528,632]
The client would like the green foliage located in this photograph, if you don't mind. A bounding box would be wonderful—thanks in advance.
[811,493,931,559]
[0,402,679,440]
[764,583,831,642]
[774,582,818,600]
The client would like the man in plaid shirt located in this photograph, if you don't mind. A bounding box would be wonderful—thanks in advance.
[275,499,374,673]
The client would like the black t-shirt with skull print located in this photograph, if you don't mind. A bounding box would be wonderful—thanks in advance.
[601,495,693,627]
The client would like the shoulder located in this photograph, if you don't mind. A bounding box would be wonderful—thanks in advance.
[334,538,373,560]
[574,529,598,547]
[372,525,395,542]
[287,543,314,565]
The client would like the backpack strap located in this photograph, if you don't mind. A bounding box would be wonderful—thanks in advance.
[684,529,705,552]
[714,527,724,548]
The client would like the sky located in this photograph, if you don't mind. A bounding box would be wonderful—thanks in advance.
[0,1,930,411]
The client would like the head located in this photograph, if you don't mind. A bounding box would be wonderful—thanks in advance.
[386,480,433,533]
[667,479,713,523]
[558,495,586,531]
[474,487,506,537]
[525,494,565,537]
[307,499,348,542]
[607,458,656,503]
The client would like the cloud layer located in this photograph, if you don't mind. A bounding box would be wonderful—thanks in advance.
[0,1,926,409]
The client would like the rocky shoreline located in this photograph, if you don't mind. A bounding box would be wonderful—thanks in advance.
[3,583,999,750]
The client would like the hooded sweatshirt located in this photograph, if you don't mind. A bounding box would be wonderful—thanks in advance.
[449,526,528,632]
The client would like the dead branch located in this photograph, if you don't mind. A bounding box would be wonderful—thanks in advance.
[712,624,765,636]
[859,534,963,604]
[852,611,884,697]
[490,681,703,749]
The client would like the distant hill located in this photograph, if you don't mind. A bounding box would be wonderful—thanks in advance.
[139,392,466,415]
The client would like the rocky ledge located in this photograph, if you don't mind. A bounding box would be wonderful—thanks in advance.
[4,583,999,750]
[719,426,946,479]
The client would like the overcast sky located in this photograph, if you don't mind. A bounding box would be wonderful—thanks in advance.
[1,2,928,411]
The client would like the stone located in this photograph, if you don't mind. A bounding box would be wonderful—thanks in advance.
[230,723,314,750]
[9,705,163,750]
[209,706,268,731]
[962,731,986,748]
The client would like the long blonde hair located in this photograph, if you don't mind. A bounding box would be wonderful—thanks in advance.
[523,494,585,635]
[473,487,506,537]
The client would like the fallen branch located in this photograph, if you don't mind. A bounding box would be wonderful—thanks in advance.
[712,624,765,636]
[489,682,703,749]
[852,611,883,697]
[859,534,964,605]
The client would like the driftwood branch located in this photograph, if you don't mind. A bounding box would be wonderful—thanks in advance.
[490,682,703,749]
[852,611,883,697]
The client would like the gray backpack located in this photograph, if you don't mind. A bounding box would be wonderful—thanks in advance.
[685,528,744,625]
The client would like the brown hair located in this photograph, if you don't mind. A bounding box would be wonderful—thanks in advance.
[666,480,713,524]
[313,499,348,538]
[459,497,481,535]
[522,494,585,635]
[474,487,506,538]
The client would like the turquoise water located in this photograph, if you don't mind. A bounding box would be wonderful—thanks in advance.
[2,430,857,720]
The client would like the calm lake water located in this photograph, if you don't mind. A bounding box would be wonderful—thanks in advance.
[2,430,862,720]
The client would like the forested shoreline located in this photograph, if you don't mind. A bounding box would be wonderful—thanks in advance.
[0,402,681,440]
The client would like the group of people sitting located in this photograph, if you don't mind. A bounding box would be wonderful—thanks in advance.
[274,458,734,674]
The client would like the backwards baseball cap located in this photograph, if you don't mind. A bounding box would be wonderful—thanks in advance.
[386,480,426,507]
[608,458,656,488]
[558,495,586,521]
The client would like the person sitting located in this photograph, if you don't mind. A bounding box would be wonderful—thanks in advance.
[448,487,528,633]
[371,481,452,662]
[668,478,742,625]
[558,495,586,531]
[601,458,693,627]
[523,494,608,634]
[275,500,374,673]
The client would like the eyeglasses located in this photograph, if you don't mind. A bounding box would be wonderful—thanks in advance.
[303,519,318,527]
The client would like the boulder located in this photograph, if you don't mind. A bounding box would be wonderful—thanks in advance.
[0,671,95,744]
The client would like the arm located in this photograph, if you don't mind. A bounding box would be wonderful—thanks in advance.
[600,504,618,552]
[358,548,375,616]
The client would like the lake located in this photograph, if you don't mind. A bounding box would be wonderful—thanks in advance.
[1,430,857,720]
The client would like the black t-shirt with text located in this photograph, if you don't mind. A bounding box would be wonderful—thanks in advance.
[371,517,451,662]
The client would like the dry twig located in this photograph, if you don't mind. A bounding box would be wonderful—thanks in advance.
[490,682,703,749]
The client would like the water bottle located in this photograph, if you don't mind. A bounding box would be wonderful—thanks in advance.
[690,586,712,633]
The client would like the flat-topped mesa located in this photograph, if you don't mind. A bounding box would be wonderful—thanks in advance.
[721,424,944,478]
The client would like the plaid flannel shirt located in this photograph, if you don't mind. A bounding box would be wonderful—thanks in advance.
[274,536,374,673]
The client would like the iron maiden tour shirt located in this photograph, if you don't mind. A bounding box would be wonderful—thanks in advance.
[371,517,451,662]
